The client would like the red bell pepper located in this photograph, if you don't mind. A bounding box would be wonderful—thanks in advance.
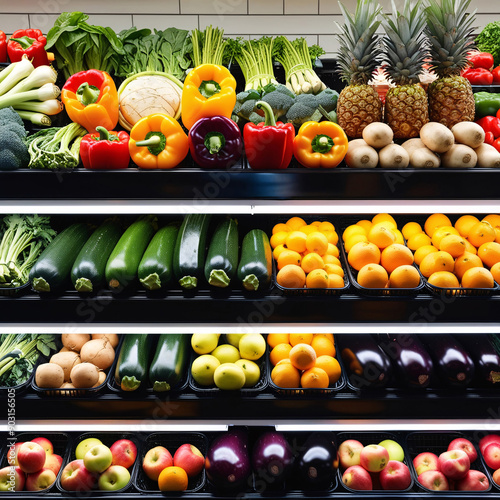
[493,66,500,85]
[243,101,295,170]
[0,31,7,63]
[7,29,49,67]
[492,137,500,154]
[467,51,494,70]
[462,67,493,85]
[80,126,130,170]
[476,116,500,145]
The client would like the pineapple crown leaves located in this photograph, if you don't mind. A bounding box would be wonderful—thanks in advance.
[336,0,384,85]
[425,0,477,76]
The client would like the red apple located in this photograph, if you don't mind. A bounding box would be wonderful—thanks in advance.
[438,449,470,480]
[418,470,449,490]
[0,466,25,492]
[173,443,205,477]
[44,454,63,476]
[60,459,96,492]
[413,452,439,476]
[479,434,500,454]
[342,465,373,490]
[448,438,478,464]
[456,469,490,491]
[142,446,173,481]
[26,468,57,491]
[17,442,46,474]
[110,439,137,469]
[492,468,500,485]
[338,440,364,469]
[483,442,500,470]
[32,437,54,456]
[7,442,24,466]
[360,444,389,472]
[379,460,412,490]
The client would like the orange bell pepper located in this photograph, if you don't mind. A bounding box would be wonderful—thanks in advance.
[61,69,118,133]
[129,113,189,169]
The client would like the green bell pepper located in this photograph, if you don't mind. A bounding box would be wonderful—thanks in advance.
[474,92,500,119]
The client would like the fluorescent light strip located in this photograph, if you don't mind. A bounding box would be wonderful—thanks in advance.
[4,423,227,433]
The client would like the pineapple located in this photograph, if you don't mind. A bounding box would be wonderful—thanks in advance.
[336,0,383,138]
[382,0,429,139]
[425,0,476,127]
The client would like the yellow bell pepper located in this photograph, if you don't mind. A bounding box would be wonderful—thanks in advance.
[129,113,189,169]
[181,64,237,130]
[293,121,348,169]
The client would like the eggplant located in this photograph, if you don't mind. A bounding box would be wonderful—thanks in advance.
[206,430,251,490]
[378,334,434,389]
[252,431,293,486]
[295,432,338,490]
[420,334,475,387]
[454,335,500,385]
[340,334,392,389]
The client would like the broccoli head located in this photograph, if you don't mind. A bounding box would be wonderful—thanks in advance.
[314,88,339,113]
[233,89,261,122]
[0,129,30,170]
[260,83,295,121]
[0,107,24,127]
[286,93,322,127]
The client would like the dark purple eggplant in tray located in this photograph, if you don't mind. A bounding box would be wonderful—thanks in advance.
[378,334,434,389]
[252,431,293,485]
[454,335,500,385]
[420,334,475,387]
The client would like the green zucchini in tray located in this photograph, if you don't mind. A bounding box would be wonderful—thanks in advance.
[204,218,239,288]
[115,334,155,391]
[237,229,272,291]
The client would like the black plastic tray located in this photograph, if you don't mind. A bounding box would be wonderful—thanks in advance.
[0,348,42,396]
[0,282,31,297]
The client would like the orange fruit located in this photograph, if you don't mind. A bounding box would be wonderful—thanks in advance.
[323,254,341,265]
[324,263,344,277]
[407,232,432,251]
[273,244,286,260]
[393,230,405,245]
[402,222,423,240]
[314,333,334,343]
[477,241,500,268]
[327,274,345,288]
[372,213,397,228]
[344,234,369,253]
[490,262,500,283]
[311,336,335,357]
[348,241,381,271]
[427,271,460,288]
[276,264,306,288]
[289,343,317,370]
[298,224,317,236]
[368,223,397,249]
[495,228,500,244]
[464,239,478,254]
[461,267,495,288]
[314,355,341,384]
[306,269,329,288]
[356,220,373,232]
[301,367,329,389]
[389,265,421,288]
[439,234,466,258]
[306,232,329,255]
[454,252,483,281]
[301,253,325,274]
[468,221,496,248]
[325,243,340,257]
[272,223,291,234]
[482,214,500,229]
[270,231,288,249]
[431,226,460,249]
[419,251,455,278]
[289,333,313,346]
[271,362,301,388]
[158,466,189,492]
[380,243,414,274]
[424,213,452,237]
[277,249,302,270]
[454,215,480,238]
[414,245,439,266]
[310,221,322,227]
[343,224,367,241]
[321,230,339,246]
[269,343,292,366]
[357,263,389,288]
[286,217,307,230]
[286,231,307,253]
[267,333,289,349]
[318,221,335,232]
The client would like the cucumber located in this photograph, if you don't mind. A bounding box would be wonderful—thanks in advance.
[70,219,123,293]
[149,334,190,392]
[30,223,91,292]
[237,229,272,291]
[204,218,239,288]
[115,334,155,391]
[173,214,212,289]
[138,223,179,291]
[105,217,155,289]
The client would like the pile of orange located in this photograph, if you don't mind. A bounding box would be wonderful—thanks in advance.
[271,217,344,289]
[343,213,421,289]
[268,333,341,389]
[403,213,500,289]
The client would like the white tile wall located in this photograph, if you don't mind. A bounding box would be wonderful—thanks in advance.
[249,0,284,15]
[285,0,318,14]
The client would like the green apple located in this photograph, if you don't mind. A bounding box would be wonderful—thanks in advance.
[191,334,219,355]
[238,334,266,360]
[226,334,244,348]
[191,355,220,386]
[211,344,240,364]
[214,363,246,390]
[235,359,260,387]
[98,465,130,491]
[378,439,405,462]
[75,437,103,460]
[83,444,112,473]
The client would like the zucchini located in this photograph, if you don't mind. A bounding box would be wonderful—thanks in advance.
[149,334,190,392]
[138,223,179,290]
[70,219,123,293]
[115,334,155,391]
[105,217,155,289]
[173,214,212,289]
[237,229,272,291]
[29,223,91,292]
[204,218,239,288]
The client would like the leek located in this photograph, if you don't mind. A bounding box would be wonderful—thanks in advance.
[15,99,64,115]
[16,111,51,126]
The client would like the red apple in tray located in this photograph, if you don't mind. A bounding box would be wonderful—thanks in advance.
[438,449,470,480]
[418,470,450,491]
[379,460,412,490]
[338,439,363,469]
[110,439,137,469]
[142,446,173,481]
[360,444,390,473]
[60,459,97,491]
[448,437,478,464]
[44,453,63,476]
[17,442,46,474]
[173,443,205,477]
[342,465,373,490]
[413,451,439,476]
[7,442,23,466]
[0,466,25,491]
[26,468,57,491]
[32,437,54,456]
[483,442,500,470]
[456,469,490,491]
[479,434,500,454]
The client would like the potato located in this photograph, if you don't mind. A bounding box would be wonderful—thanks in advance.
[378,144,409,169]
[35,363,64,388]
[61,382,75,388]
[362,122,393,149]
[451,121,485,149]
[420,122,454,153]
[441,144,477,168]
[347,138,369,150]
[91,334,119,349]
[59,347,71,353]
[71,363,99,389]
[474,143,500,168]
[410,148,441,169]
[93,371,107,388]
[401,138,427,155]
[62,334,90,352]
[345,143,378,168]
[80,339,115,370]
[50,351,81,382]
